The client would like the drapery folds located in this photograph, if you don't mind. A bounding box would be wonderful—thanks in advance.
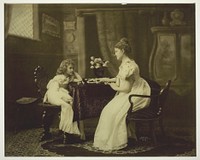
[76,8,159,77]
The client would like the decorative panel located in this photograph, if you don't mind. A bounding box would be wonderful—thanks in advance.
[154,34,177,81]
[149,26,194,95]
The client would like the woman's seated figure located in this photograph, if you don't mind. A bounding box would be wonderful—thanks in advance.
[93,38,151,151]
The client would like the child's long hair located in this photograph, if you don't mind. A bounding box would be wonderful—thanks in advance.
[56,59,75,76]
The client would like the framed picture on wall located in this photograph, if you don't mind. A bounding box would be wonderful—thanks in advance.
[42,13,60,38]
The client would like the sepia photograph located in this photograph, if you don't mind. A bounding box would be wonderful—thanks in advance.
[3,1,198,159]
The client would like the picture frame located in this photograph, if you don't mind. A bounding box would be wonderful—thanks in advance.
[42,13,60,38]
[64,21,76,30]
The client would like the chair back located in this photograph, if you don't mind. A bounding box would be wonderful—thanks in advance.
[157,80,171,115]
[34,66,49,97]
[145,78,161,110]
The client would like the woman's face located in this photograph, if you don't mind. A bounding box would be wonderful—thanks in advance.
[114,48,124,61]
[65,64,74,76]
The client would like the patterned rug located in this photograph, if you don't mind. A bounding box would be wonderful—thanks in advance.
[5,127,196,157]
[42,140,157,156]
[5,128,62,156]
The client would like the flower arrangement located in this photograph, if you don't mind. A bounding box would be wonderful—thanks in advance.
[90,56,109,69]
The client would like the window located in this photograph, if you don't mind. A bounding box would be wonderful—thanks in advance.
[8,4,39,40]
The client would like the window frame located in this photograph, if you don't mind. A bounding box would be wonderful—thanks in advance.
[7,4,40,41]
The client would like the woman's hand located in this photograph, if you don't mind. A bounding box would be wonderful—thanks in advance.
[99,77,116,83]
[109,82,117,89]
[109,79,132,93]
[99,77,110,83]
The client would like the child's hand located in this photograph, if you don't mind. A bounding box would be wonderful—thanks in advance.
[67,99,73,105]
[73,78,82,82]
[63,77,70,84]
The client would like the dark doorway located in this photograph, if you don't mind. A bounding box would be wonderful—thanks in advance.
[85,15,101,78]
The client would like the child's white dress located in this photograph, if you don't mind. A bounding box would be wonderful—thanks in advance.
[43,75,80,135]
[93,60,151,151]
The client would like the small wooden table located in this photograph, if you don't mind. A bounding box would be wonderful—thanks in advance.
[69,82,116,121]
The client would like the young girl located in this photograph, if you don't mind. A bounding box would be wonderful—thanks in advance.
[45,59,83,142]
[43,74,73,107]
[56,59,82,84]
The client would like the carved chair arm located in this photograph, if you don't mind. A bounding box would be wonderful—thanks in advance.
[128,94,159,113]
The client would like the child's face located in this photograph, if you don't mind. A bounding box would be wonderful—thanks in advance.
[65,64,74,76]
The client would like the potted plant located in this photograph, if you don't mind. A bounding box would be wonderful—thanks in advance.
[90,56,109,78]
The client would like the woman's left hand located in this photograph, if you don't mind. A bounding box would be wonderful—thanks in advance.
[109,82,117,89]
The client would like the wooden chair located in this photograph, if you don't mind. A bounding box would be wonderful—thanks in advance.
[127,80,171,145]
[34,66,61,141]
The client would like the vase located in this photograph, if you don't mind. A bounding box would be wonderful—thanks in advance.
[162,12,170,26]
[170,9,186,26]
[93,68,104,78]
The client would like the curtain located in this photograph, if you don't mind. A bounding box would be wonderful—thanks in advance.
[95,10,158,77]
[5,4,13,39]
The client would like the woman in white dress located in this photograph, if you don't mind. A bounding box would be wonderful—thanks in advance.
[93,38,151,151]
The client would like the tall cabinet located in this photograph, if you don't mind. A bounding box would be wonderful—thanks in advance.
[149,26,195,95]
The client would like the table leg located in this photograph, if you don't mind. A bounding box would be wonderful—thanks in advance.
[79,120,86,140]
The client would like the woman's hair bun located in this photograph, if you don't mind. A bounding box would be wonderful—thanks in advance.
[115,37,131,54]
[120,37,129,44]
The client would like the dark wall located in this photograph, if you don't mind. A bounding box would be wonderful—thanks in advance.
[5,5,65,130]
[5,4,64,101]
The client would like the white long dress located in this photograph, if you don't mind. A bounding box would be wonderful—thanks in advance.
[93,60,151,151]
[43,75,80,135]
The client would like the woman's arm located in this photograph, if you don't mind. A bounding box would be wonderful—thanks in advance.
[99,77,116,83]
[109,79,132,93]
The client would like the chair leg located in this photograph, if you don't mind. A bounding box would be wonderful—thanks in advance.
[14,105,20,134]
[127,121,138,141]
[149,121,157,145]
[63,132,67,144]
[78,120,86,140]
[40,109,53,141]
[159,118,165,137]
